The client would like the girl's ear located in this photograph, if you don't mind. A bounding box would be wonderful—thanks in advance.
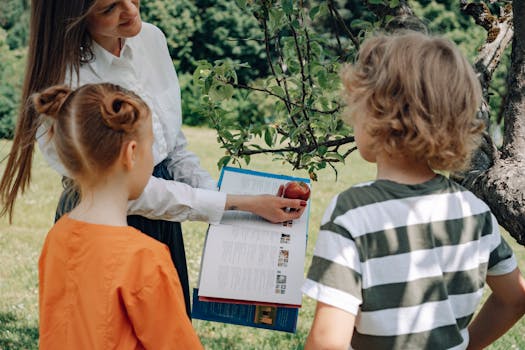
[122,140,138,171]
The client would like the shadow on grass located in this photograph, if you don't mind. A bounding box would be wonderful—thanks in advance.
[0,311,38,350]
[198,322,307,350]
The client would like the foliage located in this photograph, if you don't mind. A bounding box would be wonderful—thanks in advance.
[193,1,355,179]
[0,0,514,161]
[140,0,200,70]
[141,0,267,82]
[191,0,513,179]
[180,73,268,127]
[191,0,268,82]
[0,28,25,140]
[0,0,30,50]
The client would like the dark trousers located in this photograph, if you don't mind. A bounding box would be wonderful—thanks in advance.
[55,160,191,319]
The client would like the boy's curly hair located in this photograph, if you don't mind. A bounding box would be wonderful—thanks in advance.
[341,31,484,171]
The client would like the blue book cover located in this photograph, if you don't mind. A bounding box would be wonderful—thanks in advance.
[192,289,299,333]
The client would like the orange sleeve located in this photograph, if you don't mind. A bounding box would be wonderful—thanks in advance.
[123,246,203,350]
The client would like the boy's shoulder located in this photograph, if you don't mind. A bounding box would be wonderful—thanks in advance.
[327,175,492,225]
[337,175,485,206]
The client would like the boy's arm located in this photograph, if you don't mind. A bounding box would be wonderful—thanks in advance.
[467,267,525,350]
[305,301,356,350]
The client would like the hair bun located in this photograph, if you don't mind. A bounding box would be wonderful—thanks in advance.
[32,85,72,118]
[100,93,140,132]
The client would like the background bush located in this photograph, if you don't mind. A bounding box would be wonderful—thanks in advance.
[0,0,509,137]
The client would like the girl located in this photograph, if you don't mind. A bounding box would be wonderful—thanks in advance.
[36,83,203,349]
[0,0,306,317]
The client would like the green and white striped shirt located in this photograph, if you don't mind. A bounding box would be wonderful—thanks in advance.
[302,175,516,350]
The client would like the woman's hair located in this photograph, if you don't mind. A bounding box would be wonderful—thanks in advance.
[0,0,99,220]
[341,31,484,171]
[31,83,150,184]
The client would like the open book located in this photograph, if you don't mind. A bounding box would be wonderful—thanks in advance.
[192,167,311,332]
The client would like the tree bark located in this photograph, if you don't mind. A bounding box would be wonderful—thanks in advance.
[455,0,525,245]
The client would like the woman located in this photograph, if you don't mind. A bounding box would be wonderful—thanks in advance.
[0,0,307,317]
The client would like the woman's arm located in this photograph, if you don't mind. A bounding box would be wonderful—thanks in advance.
[36,121,69,177]
[225,194,307,224]
[164,129,217,190]
[127,176,226,223]
[128,177,307,224]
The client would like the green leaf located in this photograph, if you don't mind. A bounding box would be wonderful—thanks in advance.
[264,127,275,147]
[217,155,231,169]
[269,85,285,97]
[309,5,320,21]
[209,83,234,101]
[318,145,328,156]
[350,19,373,30]
[389,0,400,8]
[281,0,293,15]
[220,129,234,141]
[326,152,346,163]
[269,8,284,33]
[234,0,247,10]
[367,0,385,5]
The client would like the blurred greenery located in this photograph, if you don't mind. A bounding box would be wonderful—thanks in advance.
[0,0,509,140]
[0,27,25,139]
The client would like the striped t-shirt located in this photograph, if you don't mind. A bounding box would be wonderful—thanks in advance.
[302,175,517,350]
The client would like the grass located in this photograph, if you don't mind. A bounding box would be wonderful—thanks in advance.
[0,126,524,349]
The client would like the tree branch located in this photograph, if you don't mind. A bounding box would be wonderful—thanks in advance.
[327,0,360,49]
[453,0,525,245]
[238,135,355,156]
[217,79,340,115]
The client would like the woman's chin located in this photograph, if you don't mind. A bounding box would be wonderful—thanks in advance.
[122,18,142,38]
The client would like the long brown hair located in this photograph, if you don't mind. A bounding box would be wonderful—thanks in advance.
[0,0,97,222]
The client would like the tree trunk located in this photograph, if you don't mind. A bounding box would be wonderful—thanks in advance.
[455,0,525,246]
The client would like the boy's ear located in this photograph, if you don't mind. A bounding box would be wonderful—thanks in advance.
[122,140,138,171]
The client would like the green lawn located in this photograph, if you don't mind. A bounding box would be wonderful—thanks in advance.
[0,126,524,349]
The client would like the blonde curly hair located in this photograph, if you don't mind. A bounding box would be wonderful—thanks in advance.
[341,31,484,171]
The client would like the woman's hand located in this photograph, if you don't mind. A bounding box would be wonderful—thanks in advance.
[225,194,307,223]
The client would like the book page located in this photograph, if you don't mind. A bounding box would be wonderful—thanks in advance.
[198,168,310,306]
[198,224,306,305]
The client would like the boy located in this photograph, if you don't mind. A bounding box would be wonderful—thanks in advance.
[302,31,525,350]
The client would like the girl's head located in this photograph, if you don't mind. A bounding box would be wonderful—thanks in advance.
[33,83,153,199]
[341,31,484,171]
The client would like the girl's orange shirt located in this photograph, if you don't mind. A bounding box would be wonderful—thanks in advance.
[38,215,203,350]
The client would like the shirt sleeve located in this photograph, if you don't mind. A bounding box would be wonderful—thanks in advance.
[36,120,69,177]
[302,197,363,316]
[164,129,218,190]
[124,246,204,350]
[487,214,517,276]
[127,176,225,224]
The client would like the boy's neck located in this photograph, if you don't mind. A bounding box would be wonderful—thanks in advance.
[68,179,129,227]
[375,152,436,185]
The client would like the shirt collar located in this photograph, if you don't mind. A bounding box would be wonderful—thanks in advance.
[89,37,136,77]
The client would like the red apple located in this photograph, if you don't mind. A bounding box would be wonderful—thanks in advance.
[283,181,310,200]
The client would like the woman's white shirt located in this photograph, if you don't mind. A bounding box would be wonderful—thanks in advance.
[36,22,226,224]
